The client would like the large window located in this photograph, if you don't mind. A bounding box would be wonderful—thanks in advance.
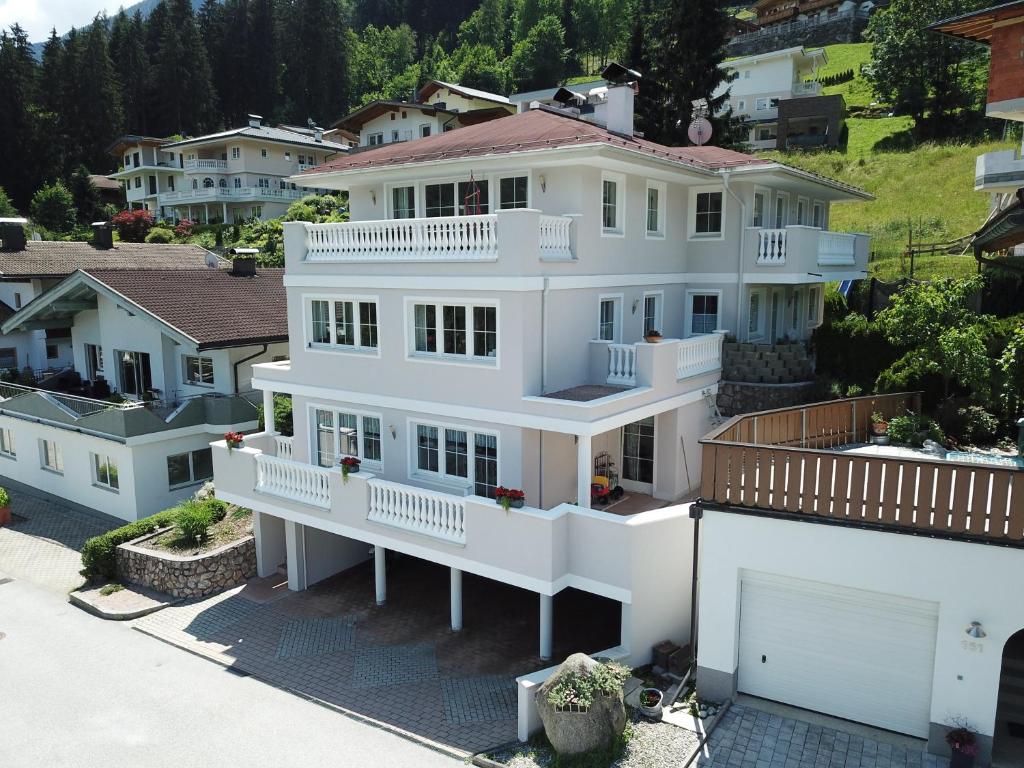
[308,299,379,352]
[411,302,497,361]
[598,298,618,341]
[690,293,719,335]
[694,192,723,235]
[0,428,15,457]
[41,439,63,473]
[314,408,382,468]
[166,448,213,488]
[425,183,456,217]
[457,179,489,215]
[92,453,119,491]
[117,350,152,397]
[392,186,415,219]
[183,355,215,386]
[601,173,623,234]
[643,293,662,334]
[413,422,499,498]
[0,348,17,371]
[499,176,528,209]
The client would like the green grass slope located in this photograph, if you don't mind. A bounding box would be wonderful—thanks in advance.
[817,42,875,108]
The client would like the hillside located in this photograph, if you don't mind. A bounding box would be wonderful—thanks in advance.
[816,42,874,109]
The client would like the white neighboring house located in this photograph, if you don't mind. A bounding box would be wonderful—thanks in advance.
[334,80,514,147]
[108,117,351,223]
[209,70,871,698]
[0,248,287,522]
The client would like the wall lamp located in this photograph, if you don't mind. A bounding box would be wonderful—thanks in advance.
[965,621,986,639]
[388,424,396,439]
[539,174,546,193]
[370,190,377,206]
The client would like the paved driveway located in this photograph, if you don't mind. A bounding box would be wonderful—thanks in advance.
[696,704,949,768]
[0,480,121,593]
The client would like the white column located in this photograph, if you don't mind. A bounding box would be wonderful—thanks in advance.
[222,202,228,222]
[576,435,592,510]
[539,593,553,660]
[374,546,386,606]
[284,520,306,591]
[450,568,463,632]
[204,203,210,224]
[262,389,275,434]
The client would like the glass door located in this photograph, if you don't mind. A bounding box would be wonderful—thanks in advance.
[621,417,655,494]
[117,351,152,397]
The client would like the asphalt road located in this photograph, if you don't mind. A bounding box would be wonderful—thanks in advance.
[0,572,460,768]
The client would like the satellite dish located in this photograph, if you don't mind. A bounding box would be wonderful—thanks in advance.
[688,117,713,146]
[204,251,220,268]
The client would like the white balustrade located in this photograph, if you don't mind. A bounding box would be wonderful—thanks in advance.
[255,454,332,509]
[757,228,788,265]
[367,479,466,544]
[606,344,638,387]
[676,332,725,379]
[539,215,573,260]
[273,434,293,460]
[304,214,499,262]
[184,158,227,171]
[160,187,304,203]
[817,231,856,266]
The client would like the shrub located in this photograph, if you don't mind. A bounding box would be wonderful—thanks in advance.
[174,218,196,238]
[0,185,17,217]
[81,509,178,578]
[946,405,1000,445]
[887,411,945,447]
[111,209,154,242]
[174,500,215,545]
[144,227,174,243]
[30,181,77,233]
[545,660,631,710]
[0,487,9,507]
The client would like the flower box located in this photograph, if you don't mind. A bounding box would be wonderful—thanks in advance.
[495,486,525,512]
[224,431,245,451]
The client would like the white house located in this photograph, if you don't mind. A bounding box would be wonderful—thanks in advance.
[108,117,350,223]
[209,74,872,679]
[0,247,288,521]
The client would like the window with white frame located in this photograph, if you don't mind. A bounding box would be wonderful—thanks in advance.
[391,186,415,218]
[285,151,292,161]
[183,355,215,386]
[758,126,777,141]
[166,448,213,488]
[597,297,619,341]
[499,176,528,209]
[737,99,746,111]
[92,453,119,491]
[752,191,766,227]
[425,183,456,217]
[413,422,498,498]
[807,286,821,325]
[233,177,241,188]
[313,408,381,468]
[693,191,723,236]
[420,124,431,138]
[646,181,665,237]
[643,292,662,333]
[756,97,770,111]
[774,193,788,228]
[368,133,384,146]
[748,291,763,337]
[601,172,624,235]
[309,298,379,352]
[0,428,15,457]
[796,197,808,225]
[251,205,262,218]
[260,147,268,158]
[231,146,241,159]
[812,201,824,228]
[689,293,719,335]
[411,302,497,361]
[41,439,63,473]
[458,179,489,215]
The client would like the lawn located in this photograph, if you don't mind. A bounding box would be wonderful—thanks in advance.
[816,42,876,109]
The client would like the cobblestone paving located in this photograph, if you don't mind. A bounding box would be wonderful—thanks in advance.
[134,555,621,754]
[0,480,121,592]
[695,705,949,768]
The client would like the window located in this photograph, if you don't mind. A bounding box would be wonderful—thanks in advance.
[313,408,382,468]
[124,154,130,167]
[92,453,119,491]
[219,179,228,188]
[85,343,103,379]
[391,186,415,218]
[790,290,801,331]
[796,197,808,226]
[231,146,241,159]
[774,193,788,228]
[598,297,618,341]
[748,291,762,337]
[420,125,431,138]
[743,70,751,79]
[260,147,268,158]
[457,179,489,215]
[413,421,499,498]
[368,133,383,146]
[812,202,824,229]
[622,417,655,484]
[690,293,719,335]
[133,152,140,167]
[752,191,766,228]
[308,298,379,352]
[251,206,262,218]
[756,97,770,111]
[498,176,528,209]
[166,448,213,488]
[646,181,665,237]
[233,177,241,188]
[285,152,292,161]
[642,293,662,334]
[168,176,175,191]
[258,178,270,188]
[601,173,623,234]
[148,175,157,194]
[134,177,141,189]
[807,286,821,325]
[203,177,215,188]
[425,183,456,217]
[0,428,15,457]
[737,99,746,112]
[391,130,400,142]
[46,344,58,360]
[41,439,63,473]
[192,179,198,190]
[117,350,152,396]
[411,302,497,361]
[694,191,723,235]
[13,292,21,309]
[184,355,215,386]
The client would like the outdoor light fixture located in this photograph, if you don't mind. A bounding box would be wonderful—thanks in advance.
[370,190,377,205]
[965,621,986,639]
[539,174,546,193]
[632,298,640,315]
[388,425,396,439]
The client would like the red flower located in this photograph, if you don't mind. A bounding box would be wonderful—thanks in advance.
[224,431,244,444]
[340,456,361,467]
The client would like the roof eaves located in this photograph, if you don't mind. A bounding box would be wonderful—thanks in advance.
[730,162,873,200]
[197,333,289,352]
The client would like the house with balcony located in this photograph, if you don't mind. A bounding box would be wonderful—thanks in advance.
[107,135,180,215]
[334,80,513,148]
[0,251,287,522]
[715,46,846,150]
[694,392,1024,766]
[209,68,871,671]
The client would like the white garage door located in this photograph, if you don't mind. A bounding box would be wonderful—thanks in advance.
[738,572,939,738]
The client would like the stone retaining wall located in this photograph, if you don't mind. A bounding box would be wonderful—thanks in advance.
[116,529,257,599]
[726,13,868,57]
[717,381,817,416]
[722,342,814,384]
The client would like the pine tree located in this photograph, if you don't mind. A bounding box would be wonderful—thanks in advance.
[70,165,103,224]
[153,0,219,135]
[509,14,567,90]
[0,25,42,207]
[76,16,125,173]
[624,0,659,136]
[109,11,151,134]
[282,0,351,125]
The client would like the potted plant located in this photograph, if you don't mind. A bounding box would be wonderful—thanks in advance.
[0,486,10,527]
[870,411,888,436]
[644,329,663,343]
[495,486,525,512]
[945,725,978,768]
[224,431,245,452]
[638,687,664,719]
[340,456,361,483]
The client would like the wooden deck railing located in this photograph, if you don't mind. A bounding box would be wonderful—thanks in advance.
[699,393,1024,544]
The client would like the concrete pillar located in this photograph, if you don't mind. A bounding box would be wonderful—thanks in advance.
[539,593,553,660]
[450,568,463,631]
[262,389,275,434]
[203,203,210,224]
[577,435,592,509]
[284,520,307,591]
[374,546,386,605]
[252,511,286,578]
[222,202,227,222]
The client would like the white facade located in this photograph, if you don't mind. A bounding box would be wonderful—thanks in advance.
[0,277,73,374]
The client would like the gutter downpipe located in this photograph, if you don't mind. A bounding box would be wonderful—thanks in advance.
[723,172,747,334]
[688,502,702,666]
[232,343,269,395]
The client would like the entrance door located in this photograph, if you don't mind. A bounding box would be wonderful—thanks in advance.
[994,629,1024,766]
[620,417,655,494]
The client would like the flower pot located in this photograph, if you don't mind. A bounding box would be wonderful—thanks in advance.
[638,688,663,719]
[644,335,662,344]
[950,749,975,768]
[509,498,524,509]
[871,422,888,436]
[0,506,10,527]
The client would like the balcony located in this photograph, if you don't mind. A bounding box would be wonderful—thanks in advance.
[974,149,1024,192]
[748,226,869,277]
[791,81,822,97]
[698,393,1024,546]
[160,187,305,205]
[597,333,726,389]
[184,158,228,172]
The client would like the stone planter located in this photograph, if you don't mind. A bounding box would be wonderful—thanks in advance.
[536,654,627,756]
[115,528,256,599]
[638,688,664,719]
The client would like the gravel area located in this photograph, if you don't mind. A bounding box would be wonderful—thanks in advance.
[488,710,702,768]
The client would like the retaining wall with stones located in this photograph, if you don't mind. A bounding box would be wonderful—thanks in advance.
[722,342,814,384]
[116,529,256,599]
[717,380,818,416]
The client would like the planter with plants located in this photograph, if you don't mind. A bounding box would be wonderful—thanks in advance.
[340,456,361,483]
[224,431,245,451]
[638,687,664,719]
[0,486,10,527]
[945,725,978,768]
[495,486,525,512]
[643,329,663,343]
[870,411,888,436]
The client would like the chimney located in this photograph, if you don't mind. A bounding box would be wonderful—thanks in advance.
[91,221,114,250]
[314,127,323,143]
[247,113,263,128]
[0,218,27,252]
[605,82,636,137]
[229,247,259,277]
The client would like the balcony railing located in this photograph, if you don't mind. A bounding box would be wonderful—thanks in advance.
[607,344,638,386]
[750,226,863,269]
[273,434,294,461]
[255,452,332,508]
[699,393,1024,545]
[305,214,499,263]
[817,231,857,265]
[367,478,466,544]
[599,332,725,390]
[791,81,821,97]
[0,381,144,418]
[756,228,787,265]
[677,333,726,379]
[161,187,304,203]
[538,214,573,260]
[184,158,228,171]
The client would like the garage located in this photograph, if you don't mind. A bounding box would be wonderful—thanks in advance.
[737,572,939,738]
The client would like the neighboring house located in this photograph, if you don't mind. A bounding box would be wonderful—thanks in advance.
[334,80,514,147]
[715,46,845,150]
[108,116,350,223]
[209,78,871,673]
[0,249,287,522]
[727,1,880,56]
[88,174,124,208]
[0,219,217,377]
[752,0,876,29]
[694,393,1024,766]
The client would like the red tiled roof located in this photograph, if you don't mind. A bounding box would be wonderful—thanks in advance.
[87,267,288,350]
[0,241,218,279]
[304,107,769,176]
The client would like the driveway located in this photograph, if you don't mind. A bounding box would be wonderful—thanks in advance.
[696,704,950,768]
[0,479,121,592]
